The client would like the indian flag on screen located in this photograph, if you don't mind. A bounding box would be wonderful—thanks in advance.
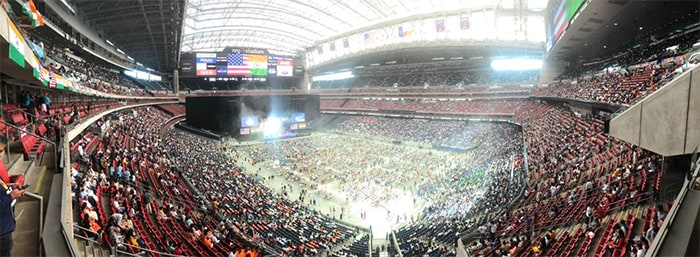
[245,54,268,76]
[227,54,268,76]
[8,18,25,67]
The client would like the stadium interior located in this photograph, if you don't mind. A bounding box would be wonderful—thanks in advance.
[0,0,699,257]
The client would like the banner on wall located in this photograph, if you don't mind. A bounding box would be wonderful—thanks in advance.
[435,19,445,32]
[460,16,470,30]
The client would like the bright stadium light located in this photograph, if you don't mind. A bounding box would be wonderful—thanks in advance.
[263,117,282,137]
[106,40,114,46]
[312,71,354,81]
[490,58,543,71]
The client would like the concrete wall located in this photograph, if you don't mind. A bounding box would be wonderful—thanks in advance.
[610,65,700,156]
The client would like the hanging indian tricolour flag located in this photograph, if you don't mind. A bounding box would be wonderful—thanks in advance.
[31,55,40,80]
[7,17,25,67]
[22,0,44,27]
[55,74,65,90]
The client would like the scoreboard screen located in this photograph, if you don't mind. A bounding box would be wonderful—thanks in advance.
[181,47,294,78]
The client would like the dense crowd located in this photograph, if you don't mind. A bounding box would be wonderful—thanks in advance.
[464,103,664,257]
[61,99,672,257]
[534,62,684,106]
[164,130,357,256]
[241,134,476,208]
[535,26,700,107]
[45,45,149,96]
[312,69,539,89]
[71,107,259,256]
[333,117,512,148]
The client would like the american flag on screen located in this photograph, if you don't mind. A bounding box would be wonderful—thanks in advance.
[227,54,249,76]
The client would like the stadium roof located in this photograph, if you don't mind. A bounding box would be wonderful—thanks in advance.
[180,0,549,56]
[70,0,548,71]
[72,0,186,72]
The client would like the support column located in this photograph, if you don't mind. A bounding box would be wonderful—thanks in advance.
[299,70,311,92]
[173,69,179,94]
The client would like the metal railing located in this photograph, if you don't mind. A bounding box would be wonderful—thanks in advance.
[391,231,403,257]
[19,192,43,257]
[647,157,700,256]
[0,119,58,166]
[73,225,186,257]
[58,101,178,257]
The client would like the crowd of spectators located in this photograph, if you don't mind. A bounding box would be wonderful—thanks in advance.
[303,117,525,253]
[61,96,668,257]
[71,107,259,256]
[338,99,525,116]
[464,102,663,257]
[164,130,357,256]
[44,45,149,97]
[533,61,685,106]
[333,117,506,149]
[535,25,700,107]
[312,69,539,90]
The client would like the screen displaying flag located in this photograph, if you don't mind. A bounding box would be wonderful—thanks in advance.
[435,19,445,32]
[227,54,268,76]
[343,38,349,48]
[330,42,336,51]
[460,16,470,30]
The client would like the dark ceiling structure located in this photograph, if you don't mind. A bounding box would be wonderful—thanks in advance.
[547,0,699,63]
[71,0,187,72]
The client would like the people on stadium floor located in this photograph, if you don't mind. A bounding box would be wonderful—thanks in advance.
[165,130,356,256]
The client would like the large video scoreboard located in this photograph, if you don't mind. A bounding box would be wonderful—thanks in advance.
[180,47,294,78]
